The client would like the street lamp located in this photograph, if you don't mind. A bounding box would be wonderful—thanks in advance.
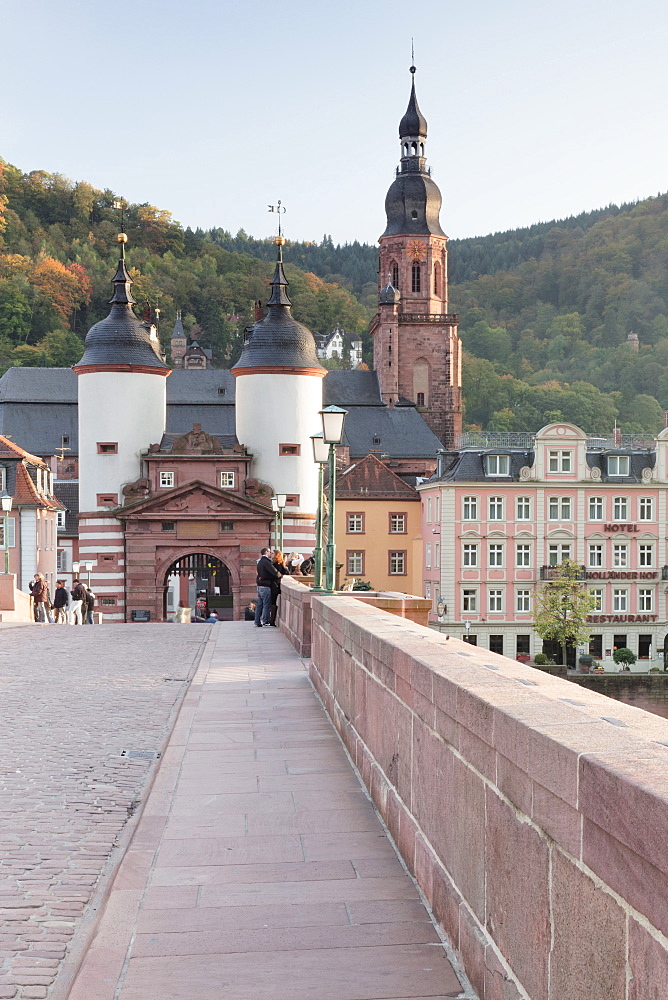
[0,492,12,575]
[84,560,93,589]
[464,619,472,643]
[270,494,286,551]
[311,433,330,591]
[319,405,347,594]
[72,561,80,581]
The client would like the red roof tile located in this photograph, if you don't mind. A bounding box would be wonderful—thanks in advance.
[337,453,419,499]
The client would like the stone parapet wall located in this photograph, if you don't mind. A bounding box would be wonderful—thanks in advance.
[0,574,32,622]
[304,593,668,1000]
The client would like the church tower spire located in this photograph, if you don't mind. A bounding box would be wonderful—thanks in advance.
[370,65,462,449]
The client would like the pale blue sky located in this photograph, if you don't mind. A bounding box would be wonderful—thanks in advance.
[3,0,667,245]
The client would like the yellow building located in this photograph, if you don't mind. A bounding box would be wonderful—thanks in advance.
[335,454,422,595]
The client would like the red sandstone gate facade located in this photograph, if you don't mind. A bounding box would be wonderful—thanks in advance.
[118,480,272,622]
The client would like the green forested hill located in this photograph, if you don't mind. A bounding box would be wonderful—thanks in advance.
[3,155,668,435]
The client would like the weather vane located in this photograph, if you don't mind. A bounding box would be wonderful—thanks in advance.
[113,198,128,257]
[411,38,416,73]
[268,200,286,240]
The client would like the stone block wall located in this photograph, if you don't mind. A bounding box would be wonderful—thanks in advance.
[0,574,32,622]
[305,593,668,1000]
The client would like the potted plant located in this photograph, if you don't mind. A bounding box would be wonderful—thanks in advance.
[612,647,637,671]
[533,653,549,665]
[579,654,594,674]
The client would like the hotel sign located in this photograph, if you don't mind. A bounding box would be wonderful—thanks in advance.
[586,571,657,580]
[604,524,640,532]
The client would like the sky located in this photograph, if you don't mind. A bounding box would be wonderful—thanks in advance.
[3,0,668,246]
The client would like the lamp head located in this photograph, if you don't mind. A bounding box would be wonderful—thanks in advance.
[320,405,348,445]
[84,561,94,572]
[271,497,279,512]
[72,561,80,574]
[276,493,287,509]
[311,433,330,464]
[0,493,12,513]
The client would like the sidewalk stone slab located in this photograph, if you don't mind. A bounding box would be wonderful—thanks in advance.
[65,623,473,1000]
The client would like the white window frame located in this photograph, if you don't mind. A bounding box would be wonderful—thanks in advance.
[549,450,572,473]
[389,513,406,534]
[613,589,628,612]
[463,543,478,568]
[488,543,504,567]
[220,471,235,489]
[0,467,5,491]
[56,510,66,529]
[426,498,432,523]
[639,544,653,568]
[435,542,440,569]
[0,517,15,548]
[613,544,628,568]
[516,543,531,567]
[608,456,630,477]
[589,497,604,521]
[516,590,531,612]
[548,543,571,565]
[462,589,477,612]
[425,543,432,570]
[389,551,406,575]
[159,471,175,488]
[347,513,364,533]
[488,589,503,612]
[488,496,504,520]
[516,496,530,520]
[549,496,572,520]
[639,497,653,521]
[463,496,478,520]
[588,544,603,568]
[613,496,628,520]
[590,588,603,612]
[486,455,510,476]
[347,551,363,575]
[638,589,653,612]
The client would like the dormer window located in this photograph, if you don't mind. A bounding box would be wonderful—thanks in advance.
[608,455,630,477]
[486,455,510,476]
[548,450,572,473]
[0,467,5,491]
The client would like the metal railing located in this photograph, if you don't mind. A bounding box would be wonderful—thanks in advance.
[540,564,587,581]
[456,431,535,449]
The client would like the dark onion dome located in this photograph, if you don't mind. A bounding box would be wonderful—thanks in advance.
[231,244,326,376]
[399,71,427,138]
[379,280,400,305]
[383,172,445,237]
[74,241,169,375]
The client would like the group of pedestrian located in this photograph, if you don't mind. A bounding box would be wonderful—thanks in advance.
[254,547,289,627]
[29,575,96,625]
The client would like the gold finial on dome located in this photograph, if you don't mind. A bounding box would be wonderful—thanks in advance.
[275,235,286,247]
[117,233,128,244]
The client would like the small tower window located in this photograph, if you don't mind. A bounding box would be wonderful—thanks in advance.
[411,141,418,155]
[411,263,421,292]
[434,262,442,297]
[417,392,425,406]
[391,262,399,288]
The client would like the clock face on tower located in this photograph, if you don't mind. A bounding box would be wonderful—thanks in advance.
[406,239,426,262]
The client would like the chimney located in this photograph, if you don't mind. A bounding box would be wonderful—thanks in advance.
[253,300,264,321]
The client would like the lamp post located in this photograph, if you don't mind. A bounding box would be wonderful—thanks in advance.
[270,494,287,551]
[464,619,472,643]
[320,405,347,594]
[0,493,12,575]
[72,561,80,583]
[84,560,93,589]
[310,433,329,591]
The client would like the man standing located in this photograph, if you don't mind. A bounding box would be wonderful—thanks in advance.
[32,573,49,624]
[53,580,70,624]
[255,547,278,627]
[70,578,86,625]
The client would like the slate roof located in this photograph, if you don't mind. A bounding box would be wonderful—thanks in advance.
[337,453,420,499]
[54,481,79,534]
[383,171,445,238]
[323,370,384,407]
[431,450,535,483]
[157,432,239,452]
[343,405,442,460]
[399,75,427,138]
[586,450,655,483]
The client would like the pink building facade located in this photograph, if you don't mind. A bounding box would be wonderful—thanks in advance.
[419,422,668,670]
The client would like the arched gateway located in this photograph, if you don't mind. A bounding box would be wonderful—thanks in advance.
[164,553,232,620]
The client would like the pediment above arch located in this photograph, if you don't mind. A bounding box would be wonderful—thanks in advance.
[117,479,272,519]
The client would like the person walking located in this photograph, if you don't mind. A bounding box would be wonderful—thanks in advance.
[70,578,86,625]
[52,580,70,624]
[269,549,290,627]
[32,573,49,624]
[255,547,278,627]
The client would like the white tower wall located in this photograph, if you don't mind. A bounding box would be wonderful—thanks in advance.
[78,371,167,511]
[235,372,323,514]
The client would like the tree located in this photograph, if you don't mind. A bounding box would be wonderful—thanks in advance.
[534,559,597,666]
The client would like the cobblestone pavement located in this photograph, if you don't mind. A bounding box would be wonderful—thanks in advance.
[0,624,210,1000]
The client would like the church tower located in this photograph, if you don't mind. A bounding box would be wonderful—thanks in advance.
[232,237,326,552]
[74,233,169,619]
[370,66,462,448]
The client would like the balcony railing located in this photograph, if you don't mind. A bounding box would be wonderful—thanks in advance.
[399,313,458,324]
[456,431,535,450]
[540,564,587,581]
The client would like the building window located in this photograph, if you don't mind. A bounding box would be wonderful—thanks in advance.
[638,589,654,612]
[516,635,531,655]
[590,588,603,612]
[285,494,300,506]
[488,496,503,520]
[638,634,653,659]
[488,590,503,612]
[347,513,365,533]
[416,392,425,406]
[486,455,509,476]
[426,497,432,522]
[425,582,431,600]
[613,496,628,520]
[96,494,118,507]
[279,444,300,456]
[516,590,531,612]
[390,514,406,535]
[463,543,478,567]
[435,543,440,568]
[608,455,630,477]
[548,496,572,520]
[548,543,571,565]
[613,544,628,568]
[97,442,118,454]
[161,521,176,531]
[613,589,628,612]
[516,496,530,520]
[588,544,603,568]
[411,263,421,292]
[548,450,572,473]
[516,543,531,567]
[489,543,503,567]
[220,521,234,532]
[589,634,603,658]
[101,597,117,606]
[57,549,67,571]
[0,467,4,491]
[489,635,504,654]
[639,497,653,521]
[463,496,478,520]
[589,497,604,520]
[434,496,440,522]
[220,472,235,489]
[425,543,432,569]
[639,544,653,567]
[347,550,364,575]
[389,550,406,575]
[462,589,477,612]
[56,510,66,529]
[391,262,399,287]
[160,471,175,488]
